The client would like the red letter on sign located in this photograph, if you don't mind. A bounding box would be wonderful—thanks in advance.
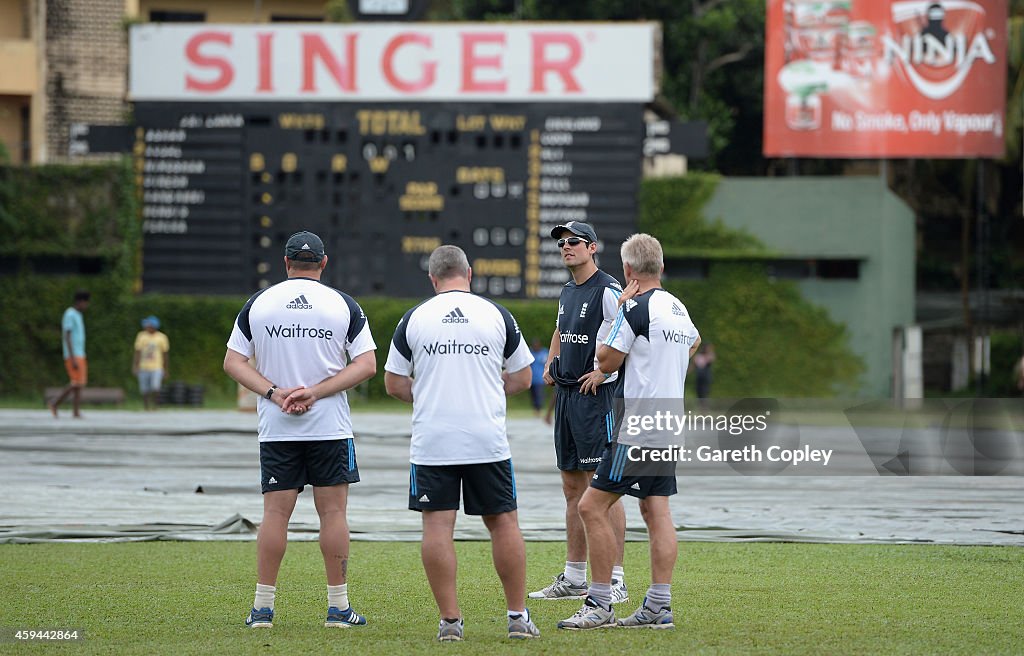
[383,33,436,93]
[461,32,507,93]
[185,32,234,92]
[302,33,357,92]
[530,33,582,94]
[257,33,273,93]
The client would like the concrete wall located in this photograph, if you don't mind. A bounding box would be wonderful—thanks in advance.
[0,0,27,38]
[702,177,916,397]
[138,0,324,22]
[0,95,28,162]
[44,0,128,161]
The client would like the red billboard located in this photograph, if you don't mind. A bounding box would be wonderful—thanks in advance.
[764,0,1007,158]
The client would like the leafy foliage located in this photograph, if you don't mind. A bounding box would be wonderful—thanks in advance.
[667,265,863,397]
[640,174,762,254]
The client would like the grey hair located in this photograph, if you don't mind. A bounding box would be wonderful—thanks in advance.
[620,233,663,276]
[428,245,470,280]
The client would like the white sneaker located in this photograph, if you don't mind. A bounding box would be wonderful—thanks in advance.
[507,611,540,639]
[528,573,587,600]
[556,596,616,630]
[437,617,464,641]
[611,578,629,604]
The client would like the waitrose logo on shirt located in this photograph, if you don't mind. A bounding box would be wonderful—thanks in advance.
[265,324,334,340]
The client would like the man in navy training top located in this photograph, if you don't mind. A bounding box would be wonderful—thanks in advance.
[531,221,628,605]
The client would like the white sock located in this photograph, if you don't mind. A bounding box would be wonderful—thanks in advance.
[564,561,587,586]
[327,584,349,611]
[507,608,528,620]
[254,583,275,610]
[612,565,625,584]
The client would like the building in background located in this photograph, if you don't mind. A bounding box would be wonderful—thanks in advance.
[697,176,916,398]
[0,0,44,163]
[0,0,325,164]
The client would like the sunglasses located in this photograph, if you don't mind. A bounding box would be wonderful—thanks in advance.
[557,237,590,248]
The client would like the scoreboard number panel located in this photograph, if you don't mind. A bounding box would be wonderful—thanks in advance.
[134,102,643,297]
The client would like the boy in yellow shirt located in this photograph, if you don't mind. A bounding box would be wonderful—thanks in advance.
[133,316,169,410]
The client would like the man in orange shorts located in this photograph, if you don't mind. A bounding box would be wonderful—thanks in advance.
[50,290,90,418]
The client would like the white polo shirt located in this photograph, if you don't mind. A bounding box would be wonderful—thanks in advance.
[384,290,534,465]
[227,277,376,442]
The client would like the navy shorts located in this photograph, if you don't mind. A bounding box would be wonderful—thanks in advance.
[590,443,677,499]
[409,459,517,516]
[553,383,616,471]
[259,439,360,493]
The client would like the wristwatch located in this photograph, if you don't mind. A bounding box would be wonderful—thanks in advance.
[265,385,277,399]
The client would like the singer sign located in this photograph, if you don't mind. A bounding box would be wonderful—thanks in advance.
[130,23,656,102]
[763,0,1006,158]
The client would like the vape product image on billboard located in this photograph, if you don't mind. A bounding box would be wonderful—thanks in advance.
[764,0,1007,158]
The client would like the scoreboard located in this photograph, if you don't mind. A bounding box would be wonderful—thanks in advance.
[134,102,644,298]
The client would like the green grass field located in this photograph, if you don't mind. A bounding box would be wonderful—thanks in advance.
[2,541,1021,654]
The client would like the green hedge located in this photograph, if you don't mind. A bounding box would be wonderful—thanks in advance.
[1,165,863,400]
[2,288,558,401]
[666,265,862,397]
[0,161,141,396]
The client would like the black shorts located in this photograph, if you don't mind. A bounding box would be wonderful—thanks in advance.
[553,383,615,471]
[590,443,677,499]
[409,459,517,516]
[259,439,360,494]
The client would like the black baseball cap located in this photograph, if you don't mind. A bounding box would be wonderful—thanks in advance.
[550,221,598,243]
[285,231,325,262]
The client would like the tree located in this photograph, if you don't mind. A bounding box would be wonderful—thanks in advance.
[443,0,767,170]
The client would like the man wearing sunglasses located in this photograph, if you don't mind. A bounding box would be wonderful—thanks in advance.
[530,221,628,606]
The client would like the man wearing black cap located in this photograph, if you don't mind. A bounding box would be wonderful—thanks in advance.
[224,230,377,630]
[529,221,629,606]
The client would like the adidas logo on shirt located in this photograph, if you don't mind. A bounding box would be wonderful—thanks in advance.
[286,295,313,310]
[672,303,686,317]
[630,482,641,490]
[624,299,638,312]
[419,494,430,502]
[441,307,469,324]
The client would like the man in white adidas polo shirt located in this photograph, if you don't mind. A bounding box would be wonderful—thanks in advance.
[224,231,377,630]
[384,245,540,642]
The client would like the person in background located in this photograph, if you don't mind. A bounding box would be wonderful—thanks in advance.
[692,343,716,408]
[133,316,169,411]
[50,290,90,419]
[530,339,549,418]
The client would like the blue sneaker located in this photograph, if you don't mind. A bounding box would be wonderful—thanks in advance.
[325,606,367,628]
[245,606,273,628]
